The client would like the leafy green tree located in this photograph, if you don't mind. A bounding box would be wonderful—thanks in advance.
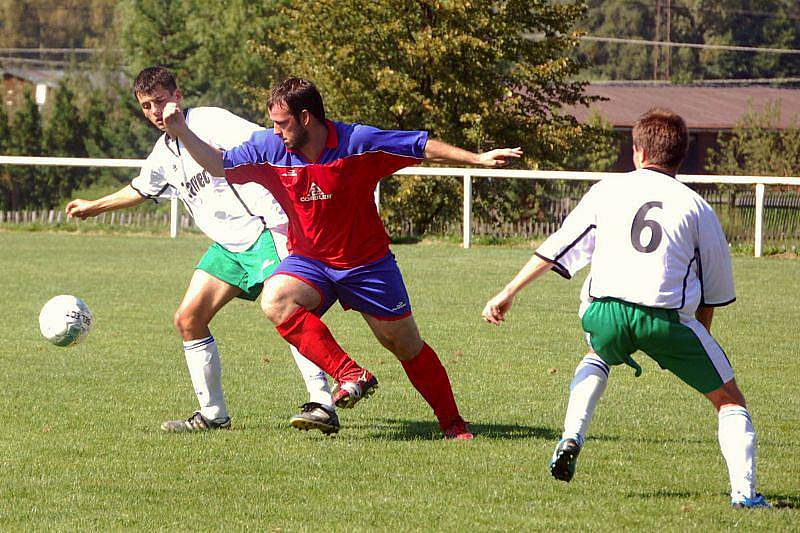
[41,82,89,206]
[253,0,605,229]
[116,0,196,84]
[79,80,155,186]
[0,102,11,210]
[707,101,800,177]
[578,0,800,81]
[0,0,115,49]
[182,0,287,119]
[116,0,285,119]
[6,89,43,209]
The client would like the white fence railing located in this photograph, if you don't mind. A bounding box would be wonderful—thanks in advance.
[2,155,800,257]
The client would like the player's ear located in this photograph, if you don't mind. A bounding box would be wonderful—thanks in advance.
[300,109,311,127]
[632,144,645,169]
[174,89,183,103]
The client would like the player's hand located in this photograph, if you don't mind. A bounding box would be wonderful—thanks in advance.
[477,147,523,168]
[162,102,187,137]
[482,290,515,325]
[65,199,96,219]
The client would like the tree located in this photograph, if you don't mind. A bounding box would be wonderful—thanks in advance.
[116,0,197,87]
[182,0,287,119]
[578,0,800,82]
[252,0,607,229]
[41,82,89,206]
[0,102,11,210]
[5,88,43,210]
[0,0,115,49]
[116,0,285,119]
[707,101,800,177]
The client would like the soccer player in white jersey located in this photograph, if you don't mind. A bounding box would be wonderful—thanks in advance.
[66,67,339,435]
[482,109,770,509]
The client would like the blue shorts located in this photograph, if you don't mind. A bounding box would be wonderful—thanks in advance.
[271,252,413,320]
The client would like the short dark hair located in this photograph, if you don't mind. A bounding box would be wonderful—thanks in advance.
[268,77,326,122]
[133,66,178,96]
[632,108,689,170]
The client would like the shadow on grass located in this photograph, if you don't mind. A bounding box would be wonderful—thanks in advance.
[626,490,799,509]
[626,489,702,499]
[769,494,800,509]
[358,418,560,441]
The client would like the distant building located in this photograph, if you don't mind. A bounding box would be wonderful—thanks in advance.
[567,84,800,174]
[1,67,64,110]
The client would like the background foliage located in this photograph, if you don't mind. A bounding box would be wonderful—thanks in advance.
[707,102,800,177]
[254,0,613,228]
[578,0,800,81]
[0,0,796,228]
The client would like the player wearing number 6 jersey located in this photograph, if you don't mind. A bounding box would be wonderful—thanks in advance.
[66,67,339,435]
[482,108,769,508]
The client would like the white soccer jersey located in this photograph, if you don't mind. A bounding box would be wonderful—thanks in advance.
[131,107,287,252]
[536,168,735,318]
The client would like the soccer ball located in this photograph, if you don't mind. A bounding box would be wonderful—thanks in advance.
[38,295,93,347]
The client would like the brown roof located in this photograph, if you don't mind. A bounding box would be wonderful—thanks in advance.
[566,84,800,130]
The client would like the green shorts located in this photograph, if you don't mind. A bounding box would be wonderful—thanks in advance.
[196,230,282,301]
[581,298,734,394]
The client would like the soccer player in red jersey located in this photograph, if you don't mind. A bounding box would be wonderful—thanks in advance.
[163,77,522,439]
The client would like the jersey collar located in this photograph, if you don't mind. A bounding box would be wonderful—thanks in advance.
[285,120,338,162]
[643,165,677,178]
[324,119,338,149]
[163,108,192,156]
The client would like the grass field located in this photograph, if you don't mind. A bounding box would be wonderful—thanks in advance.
[1,231,798,531]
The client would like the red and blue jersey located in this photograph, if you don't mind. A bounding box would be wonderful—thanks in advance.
[224,120,428,268]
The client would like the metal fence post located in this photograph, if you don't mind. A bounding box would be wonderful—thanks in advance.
[463,173,472,249]
[170,192,179,238]
[754,182,765,258]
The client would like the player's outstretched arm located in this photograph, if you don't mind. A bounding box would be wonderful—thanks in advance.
[162,102,225,176]
[424,139,523,168]
[482,255,554,325]
[65,185,146,219]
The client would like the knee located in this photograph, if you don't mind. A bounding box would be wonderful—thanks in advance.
[174,307,202,336]
[382,333,423,361]
[260,289,297,325]
[707,380,747,411]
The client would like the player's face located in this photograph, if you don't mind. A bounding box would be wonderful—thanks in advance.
[136,86,182,131]
[269,103,309,151]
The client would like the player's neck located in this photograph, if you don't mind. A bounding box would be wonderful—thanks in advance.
[298,122,329,163]
[642,164,678,178]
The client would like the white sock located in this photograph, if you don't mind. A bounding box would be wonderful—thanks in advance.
[290,344,333,409]
[562,353,610,446]
[183,336,228,421]
[718,405,757,500]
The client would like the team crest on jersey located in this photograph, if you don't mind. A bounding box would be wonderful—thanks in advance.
[300,182,332,202]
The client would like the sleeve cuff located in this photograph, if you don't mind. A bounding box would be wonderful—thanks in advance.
[535,252,571,280]
[699,297,736,308]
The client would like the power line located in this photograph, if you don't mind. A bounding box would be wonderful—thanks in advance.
[581,35,800,55]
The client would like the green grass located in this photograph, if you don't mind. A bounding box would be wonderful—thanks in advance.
[0,231,797,531]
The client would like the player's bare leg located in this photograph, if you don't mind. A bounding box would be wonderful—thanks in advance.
[705,379,769,508]
[263,274,377,409]
[163,270,241,432]
[362,313,472,439]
